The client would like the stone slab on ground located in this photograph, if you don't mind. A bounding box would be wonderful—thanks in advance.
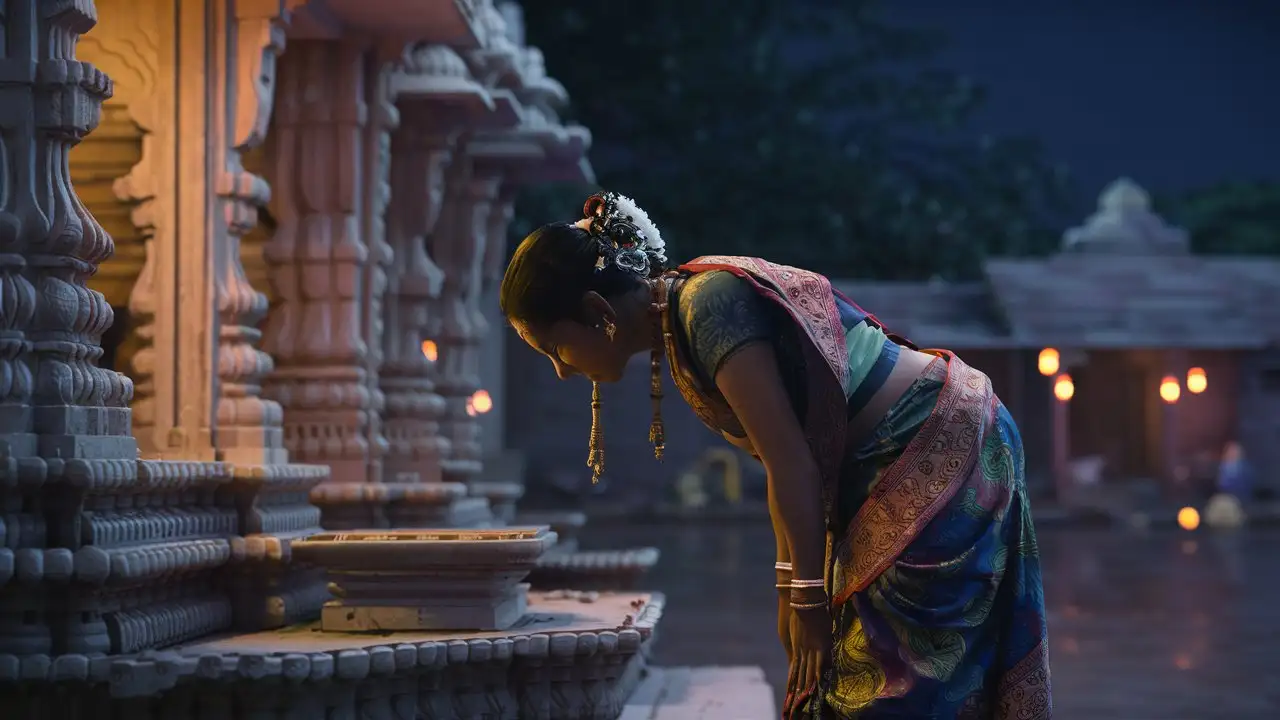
[621,666,775,720]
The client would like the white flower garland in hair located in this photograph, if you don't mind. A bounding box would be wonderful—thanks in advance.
[609,193,667,266]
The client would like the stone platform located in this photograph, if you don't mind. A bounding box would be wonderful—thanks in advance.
[0,591,665,719]
[621,666,776,720]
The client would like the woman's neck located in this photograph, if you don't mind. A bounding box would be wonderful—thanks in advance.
[617,281,664,358]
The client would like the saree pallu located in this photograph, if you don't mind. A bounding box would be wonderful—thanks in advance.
[792,355,1051,720]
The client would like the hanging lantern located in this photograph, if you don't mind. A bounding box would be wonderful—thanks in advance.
[421,340,438,362]
[1053,373,1074,402]
[1160,375,1181,404]
[1038,348,1060,377]
[1186,367,1207,394]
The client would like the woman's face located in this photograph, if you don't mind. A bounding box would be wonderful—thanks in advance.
[511,315,628,383]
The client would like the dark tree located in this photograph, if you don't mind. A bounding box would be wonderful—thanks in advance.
[512,0,1073,280]
[1157,181,1280,256]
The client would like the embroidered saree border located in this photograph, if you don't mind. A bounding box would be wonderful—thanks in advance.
[997,635,1053,720]
[833,351,995,603]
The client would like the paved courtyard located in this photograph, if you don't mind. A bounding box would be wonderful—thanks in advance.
[582,520,1280,719]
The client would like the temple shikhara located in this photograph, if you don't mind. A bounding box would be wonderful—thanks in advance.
[0,1,697,716]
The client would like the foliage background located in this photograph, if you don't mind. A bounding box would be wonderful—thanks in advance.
[510,0,1279,280]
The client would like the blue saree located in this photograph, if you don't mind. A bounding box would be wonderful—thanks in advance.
[662,256,1052,720]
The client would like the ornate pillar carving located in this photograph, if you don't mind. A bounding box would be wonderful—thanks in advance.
[0,0,127,655]
[375,44,503,528]
[436,165,502,483]
[263,40,384,482]
[263,37,405,529]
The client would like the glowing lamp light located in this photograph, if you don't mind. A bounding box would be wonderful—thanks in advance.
[1037,348,1060,377]
[1052,373,1074,402]
[1177,506,1200,531]
[1159,375,1181,404]
[421,340,438,362]
[1186,367,1207,394]
[470,389,493,415]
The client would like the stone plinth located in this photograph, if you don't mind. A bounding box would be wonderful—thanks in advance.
[226,463,331,631]
[530,549,662,593]
[515,510,587,553]
[0,592,666,720]
[472,479,526,524]
[293,527,557,631]
[385,482,493,529]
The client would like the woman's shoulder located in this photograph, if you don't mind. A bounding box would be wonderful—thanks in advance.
[677,269,762,318]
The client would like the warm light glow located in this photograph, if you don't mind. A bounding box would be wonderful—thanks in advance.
[1037,348,1060,377]
[1160,375,1181,404]
[1186,367,1207,394]
[421,340,438,362]
[470,389,493,415]
[1052,373,1074,402]
[1177,506,1200,531]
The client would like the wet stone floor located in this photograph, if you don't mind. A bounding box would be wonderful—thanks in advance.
[581,521,1280,720]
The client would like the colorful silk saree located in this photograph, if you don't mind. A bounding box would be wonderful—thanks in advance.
[662,256,1052,720]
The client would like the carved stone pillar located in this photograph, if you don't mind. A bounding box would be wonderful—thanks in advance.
[381,110,452,489]
[0,0,119,654]
[436,165,502,487]
[376,44,511,529]
[262,39,400,529]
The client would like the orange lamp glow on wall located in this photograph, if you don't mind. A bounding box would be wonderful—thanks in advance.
[1038,348,1060,376]
[1186,367,1207,394]
[421,340,438,362]
[1053,374,1074,402]
[1159,375,1181,404]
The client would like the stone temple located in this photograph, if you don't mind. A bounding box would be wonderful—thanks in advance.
[0,1,764,717]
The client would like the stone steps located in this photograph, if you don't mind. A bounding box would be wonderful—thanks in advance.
[621,666,776,720]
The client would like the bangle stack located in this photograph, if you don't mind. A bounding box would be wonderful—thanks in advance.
[782,577,828,610]
[774,562,793,572]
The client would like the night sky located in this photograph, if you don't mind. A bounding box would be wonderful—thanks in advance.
[884,0,1280,209]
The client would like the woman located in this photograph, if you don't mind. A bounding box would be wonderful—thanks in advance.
[500,192,1051,719]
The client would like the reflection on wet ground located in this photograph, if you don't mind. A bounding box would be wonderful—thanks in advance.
[580,522,1280,719]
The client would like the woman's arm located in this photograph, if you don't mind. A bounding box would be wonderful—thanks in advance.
[715,343,826,587]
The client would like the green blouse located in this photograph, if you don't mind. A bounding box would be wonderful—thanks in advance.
[672,270,889,438]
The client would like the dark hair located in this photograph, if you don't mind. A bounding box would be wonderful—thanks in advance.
[500,222,666,328]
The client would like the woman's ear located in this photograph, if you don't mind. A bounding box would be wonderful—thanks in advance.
[580,291,615,327]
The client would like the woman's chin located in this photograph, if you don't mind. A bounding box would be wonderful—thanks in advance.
[589,369,625,384]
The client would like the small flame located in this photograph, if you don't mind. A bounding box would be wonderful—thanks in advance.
[1160,375,1181,404]
[470,389,493,415]
[421,340,438,362]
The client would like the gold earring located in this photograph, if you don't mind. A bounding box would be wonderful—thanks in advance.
[587,381,605,483]
[604,320,617,341]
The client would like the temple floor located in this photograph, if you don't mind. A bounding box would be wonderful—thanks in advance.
[582,519,1280,719]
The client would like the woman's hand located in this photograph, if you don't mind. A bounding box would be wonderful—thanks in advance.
[777,594,793,662]
[787,603,832,705]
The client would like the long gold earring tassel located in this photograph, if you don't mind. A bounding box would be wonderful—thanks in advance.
[588,381,605,483]
[648,347,665,461]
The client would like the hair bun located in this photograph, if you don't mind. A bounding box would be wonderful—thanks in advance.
[581,191,668,278]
